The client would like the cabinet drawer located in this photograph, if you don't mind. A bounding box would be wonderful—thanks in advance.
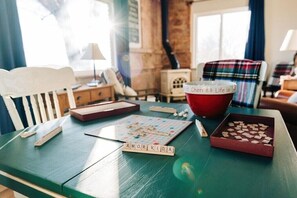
[74,91,91,106]
[91,87,112,101]
[57,94,69,112]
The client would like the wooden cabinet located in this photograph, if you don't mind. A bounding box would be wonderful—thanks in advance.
[74,91,91,106]
[90,86,113,101]
[57,84,114,115]
[281,79,297,90]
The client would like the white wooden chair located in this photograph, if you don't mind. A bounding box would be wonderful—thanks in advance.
[0,67,76,131]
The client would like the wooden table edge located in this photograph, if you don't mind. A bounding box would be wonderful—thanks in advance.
[0,170,66,198]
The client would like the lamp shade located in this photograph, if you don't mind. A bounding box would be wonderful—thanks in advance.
[280,29,297,51]
[81,43,105,60]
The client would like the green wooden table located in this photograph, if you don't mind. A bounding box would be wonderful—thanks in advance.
[0,101,296,198]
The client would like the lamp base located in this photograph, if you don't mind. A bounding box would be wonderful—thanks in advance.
[87,79,100,87]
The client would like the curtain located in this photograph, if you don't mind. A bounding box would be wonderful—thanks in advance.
[244,0,265,61]
[114,0,131,86]
[0,0,27,134]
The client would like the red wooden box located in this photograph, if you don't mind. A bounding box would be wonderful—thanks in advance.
[69,101,140,121]
[210,113,275,157]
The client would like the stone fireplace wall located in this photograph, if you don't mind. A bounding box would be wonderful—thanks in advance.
[166,0,191,69]
[129,0,191,91]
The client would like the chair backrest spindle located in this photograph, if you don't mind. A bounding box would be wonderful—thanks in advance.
[22,96,34,127]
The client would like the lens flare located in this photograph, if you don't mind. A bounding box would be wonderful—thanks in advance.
[197,188,203,195]
[173,158,195,183]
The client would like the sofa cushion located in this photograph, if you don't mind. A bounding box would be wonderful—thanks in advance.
[288,92,297,103]
[123,85,137,96]
[268,63,292,86]
[259,97,297,125]
[103,69,124,95]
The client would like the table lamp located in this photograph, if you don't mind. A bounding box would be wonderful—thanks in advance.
[280,29,297,51]
[82,43,105,87]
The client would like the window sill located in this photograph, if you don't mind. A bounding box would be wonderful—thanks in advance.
[74,70,104,78]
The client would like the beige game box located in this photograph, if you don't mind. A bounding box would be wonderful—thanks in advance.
[70,101,140,121]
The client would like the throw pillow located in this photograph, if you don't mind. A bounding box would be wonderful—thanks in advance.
[114,69,125,85]
[100,72,107,84]
[123,85,137,96]
[103,69,124,95]
[288,92,297,103]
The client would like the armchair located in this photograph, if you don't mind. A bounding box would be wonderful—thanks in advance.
[262,63,292,97]
[101,68,159,101]
[259,79,297,149]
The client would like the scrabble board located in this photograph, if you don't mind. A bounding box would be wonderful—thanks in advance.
[85,115,192,145]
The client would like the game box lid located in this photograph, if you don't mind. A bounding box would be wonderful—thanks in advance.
[210,113,275,157]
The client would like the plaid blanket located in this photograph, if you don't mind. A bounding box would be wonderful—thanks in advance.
[203,59,262,108]
[268,63,292,86]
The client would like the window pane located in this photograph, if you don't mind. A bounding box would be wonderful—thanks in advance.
[17,0,114,71]
[221,11,251,59]
[196,15,221,64]
[194,9,250,66]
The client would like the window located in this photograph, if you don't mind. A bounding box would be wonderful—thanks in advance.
[194,9,251,66]
[16,0,115,72]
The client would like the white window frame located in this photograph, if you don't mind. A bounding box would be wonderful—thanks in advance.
[76,0,116,78]
[17,0,116,78]
[192,7,250,68]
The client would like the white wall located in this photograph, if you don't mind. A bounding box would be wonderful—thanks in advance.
[191,0,248,13]
[265,0,297,75]
[191,0,297,78]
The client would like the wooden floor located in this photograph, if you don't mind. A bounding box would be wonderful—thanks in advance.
[0,185,14,198]
[0,185,27,198]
